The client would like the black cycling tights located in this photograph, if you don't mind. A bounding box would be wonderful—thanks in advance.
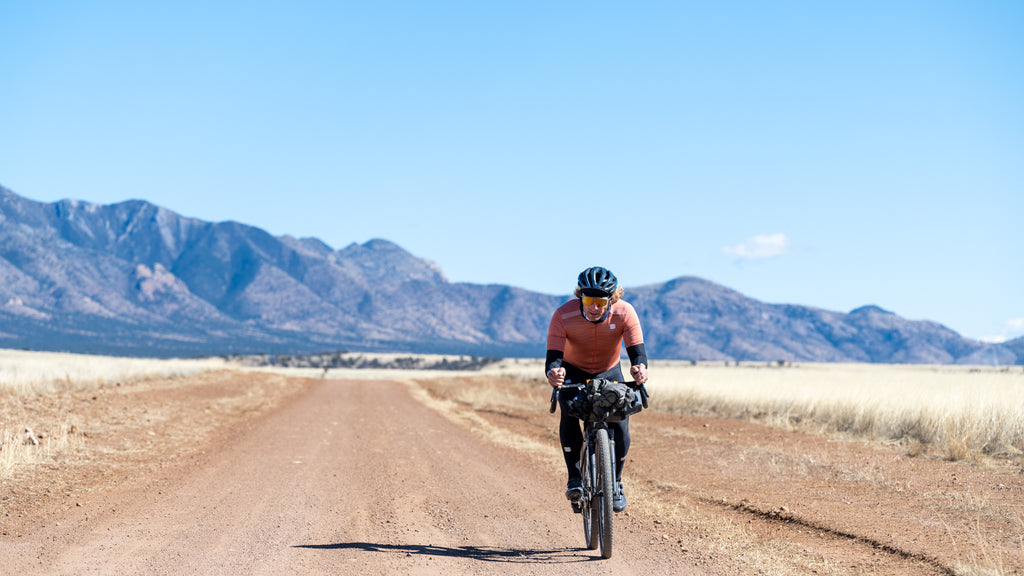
[556,363,631,482]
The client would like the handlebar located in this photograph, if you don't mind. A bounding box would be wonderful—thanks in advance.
[548,380,650,413]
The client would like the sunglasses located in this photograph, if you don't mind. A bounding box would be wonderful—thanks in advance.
[581,295,610,307]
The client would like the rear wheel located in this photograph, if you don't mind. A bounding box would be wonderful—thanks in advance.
[596,428,614,559]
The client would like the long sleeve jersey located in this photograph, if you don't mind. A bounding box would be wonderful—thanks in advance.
[546,298,645,375]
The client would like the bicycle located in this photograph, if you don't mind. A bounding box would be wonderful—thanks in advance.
[550,379,649,559]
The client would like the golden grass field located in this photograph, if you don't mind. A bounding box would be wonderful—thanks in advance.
[649,360,1024,465]
[0,348,230,397]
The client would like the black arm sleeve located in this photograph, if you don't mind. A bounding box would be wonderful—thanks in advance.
[545,349,564,374]
[626,343,648,368]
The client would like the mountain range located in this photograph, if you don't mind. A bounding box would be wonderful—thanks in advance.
[1,185,1020,364]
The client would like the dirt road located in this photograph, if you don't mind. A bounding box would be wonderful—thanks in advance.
[6,377,689,575]
[4,373,1023,575]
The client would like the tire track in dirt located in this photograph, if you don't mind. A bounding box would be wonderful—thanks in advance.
[707,497,956,575]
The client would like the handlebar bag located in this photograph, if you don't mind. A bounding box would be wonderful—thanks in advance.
[566,378,642,422]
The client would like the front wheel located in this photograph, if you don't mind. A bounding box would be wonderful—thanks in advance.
[580,443,598,550]
[596,428,614,559]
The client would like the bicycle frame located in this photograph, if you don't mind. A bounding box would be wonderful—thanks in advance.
[550,379,649,559]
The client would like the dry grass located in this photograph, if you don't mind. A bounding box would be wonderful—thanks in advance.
[651,361,1024,464]
[0,348,229,397]
[0,348,229,476]
[0,421,83,477]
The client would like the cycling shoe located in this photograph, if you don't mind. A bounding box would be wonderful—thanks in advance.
[613,482,627,512]
[565,477,583,501]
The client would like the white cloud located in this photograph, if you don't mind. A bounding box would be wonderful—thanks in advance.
[979,317,1024,343]
[723,233,793,261]
[1005,318,1024,340]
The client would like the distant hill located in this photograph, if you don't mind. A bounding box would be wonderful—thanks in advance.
[1,185,1019,363]
[628,279,1015,364]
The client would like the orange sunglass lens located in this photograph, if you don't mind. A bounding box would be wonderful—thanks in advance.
[582,296,609,307]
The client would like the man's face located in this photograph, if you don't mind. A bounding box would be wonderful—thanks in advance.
[581,295,609,321]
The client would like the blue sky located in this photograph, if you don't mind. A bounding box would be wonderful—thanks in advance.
[2,1,1021,342]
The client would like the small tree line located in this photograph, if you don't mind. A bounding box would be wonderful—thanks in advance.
[225,351,502,371]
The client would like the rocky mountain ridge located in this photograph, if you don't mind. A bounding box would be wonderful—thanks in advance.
[1,185,1019,363]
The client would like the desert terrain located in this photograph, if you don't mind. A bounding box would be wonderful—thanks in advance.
[2,363,1023,575]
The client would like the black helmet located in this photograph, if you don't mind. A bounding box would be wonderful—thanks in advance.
[577,266,618,297]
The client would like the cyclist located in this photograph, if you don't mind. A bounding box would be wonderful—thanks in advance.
[546,266,648,513]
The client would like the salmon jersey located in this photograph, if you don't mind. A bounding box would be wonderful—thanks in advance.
[546,299,645,375]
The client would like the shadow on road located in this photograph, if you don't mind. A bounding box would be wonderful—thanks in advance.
[294,541,592,564]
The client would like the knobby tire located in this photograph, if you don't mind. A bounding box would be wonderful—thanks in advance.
[581,443,599,550]
[596,428,614,559]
